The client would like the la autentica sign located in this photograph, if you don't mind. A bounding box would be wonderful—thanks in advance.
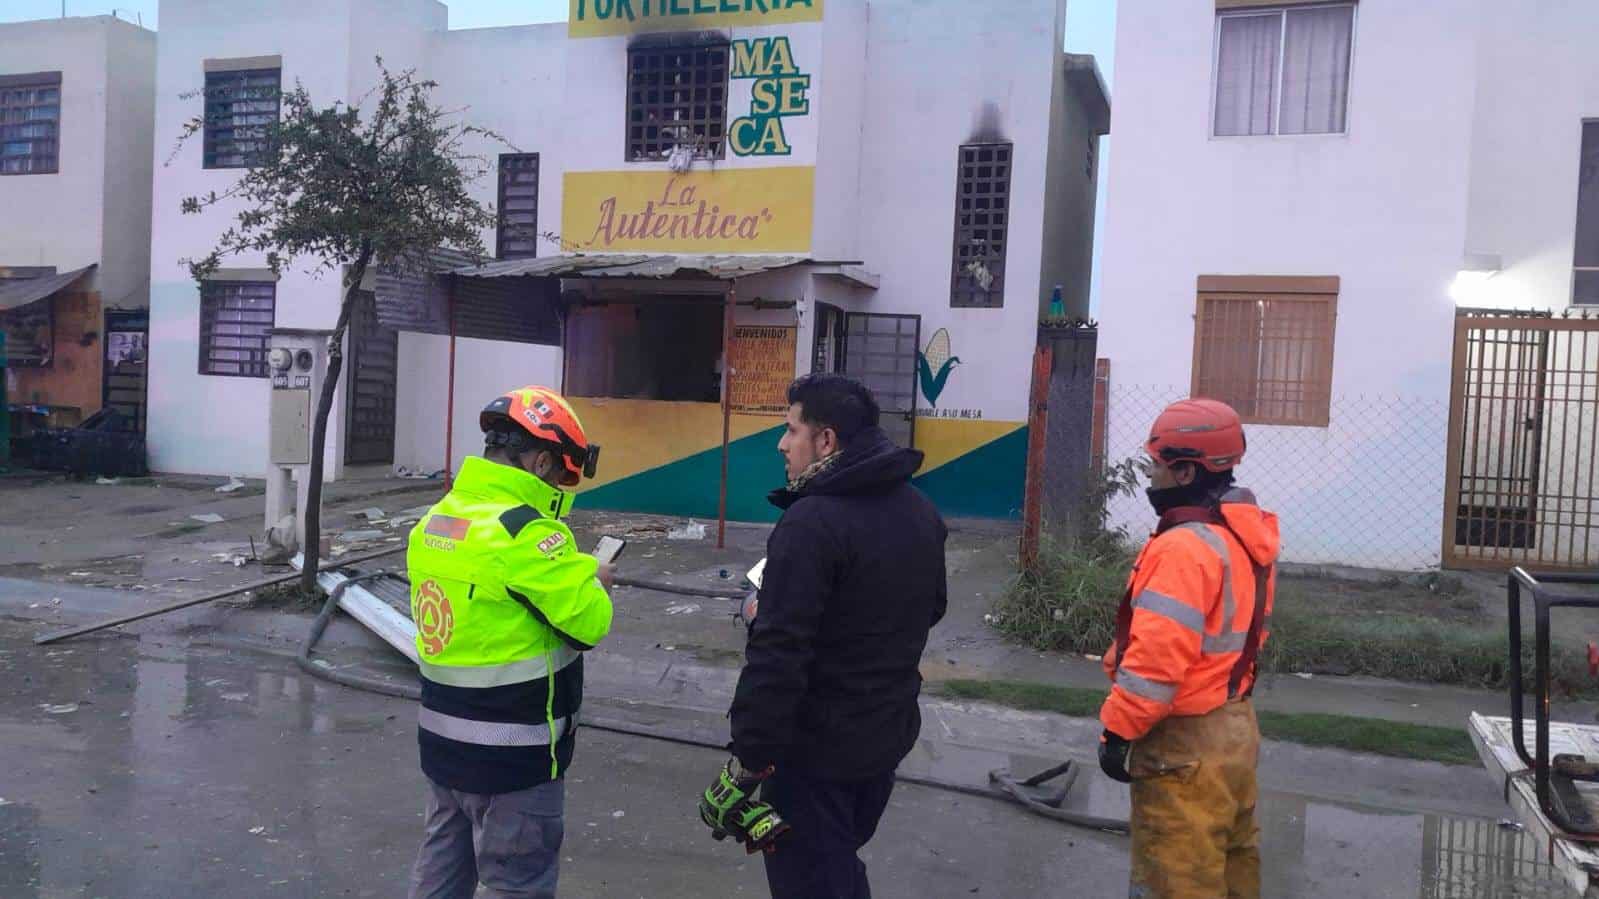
[562,168,814,253]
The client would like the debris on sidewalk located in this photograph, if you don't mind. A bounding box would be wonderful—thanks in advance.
[668,520,707,541]
[190,513,225,525]
[389,505,432,527]
[664,603,701,616]
[356,507,386,522]
[40,703,79,715]
[394,467,442,480]
[95,477,120,486]
[339,529,385,543]
[215,477,247,494]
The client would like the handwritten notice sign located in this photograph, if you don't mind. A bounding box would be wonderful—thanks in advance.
[728,325,797,414]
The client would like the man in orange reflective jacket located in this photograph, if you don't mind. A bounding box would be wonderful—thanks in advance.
[1096,398,1280,899]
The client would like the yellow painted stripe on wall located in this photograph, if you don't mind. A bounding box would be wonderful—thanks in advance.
[913,418,1025,476]
[568,397,784,490]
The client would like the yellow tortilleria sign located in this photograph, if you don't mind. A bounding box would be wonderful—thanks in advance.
[569,0,823,38]
[562,167,814,253]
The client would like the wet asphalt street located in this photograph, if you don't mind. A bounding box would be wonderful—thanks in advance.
[0,616,1573,898]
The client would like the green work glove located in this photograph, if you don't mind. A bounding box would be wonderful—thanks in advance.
[698,759,791,854]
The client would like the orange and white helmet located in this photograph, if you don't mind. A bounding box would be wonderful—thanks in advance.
[480,385,599,487]
[1146,398,1246,473]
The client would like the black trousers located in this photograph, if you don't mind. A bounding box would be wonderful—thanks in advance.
[760,768,896,899]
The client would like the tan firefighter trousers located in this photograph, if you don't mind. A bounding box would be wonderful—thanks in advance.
[1128,697,1261,899]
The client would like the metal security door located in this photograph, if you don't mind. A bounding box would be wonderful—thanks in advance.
[102,310,148,433]
[345,290,398,465]
[1442,311,1599,569]
[842,312,920,449]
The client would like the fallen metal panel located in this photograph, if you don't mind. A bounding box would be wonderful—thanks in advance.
[316,567,419,664]
[1470,712,1599,897]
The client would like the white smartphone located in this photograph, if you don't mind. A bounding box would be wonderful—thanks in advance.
[593,535,628,565]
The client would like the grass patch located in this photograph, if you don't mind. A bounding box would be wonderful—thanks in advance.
[991,539,1590,693]
[931,679,1479,766]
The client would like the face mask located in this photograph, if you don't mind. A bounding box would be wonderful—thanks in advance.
[1145,485,1190,516]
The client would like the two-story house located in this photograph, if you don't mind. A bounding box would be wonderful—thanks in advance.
[1098,0,1599,570]
[144,0,1109,523]
[1,15,156,449]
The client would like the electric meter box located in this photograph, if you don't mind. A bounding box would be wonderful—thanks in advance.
[266,330,329,464]
[263,329,332,550]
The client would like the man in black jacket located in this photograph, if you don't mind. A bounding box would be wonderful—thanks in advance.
[698,374,948,899]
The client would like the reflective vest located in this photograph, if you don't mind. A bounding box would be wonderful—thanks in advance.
[1100,488,1281,741]
[407,455,613,794]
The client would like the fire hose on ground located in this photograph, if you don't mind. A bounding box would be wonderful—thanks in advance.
[292,567,1128,835]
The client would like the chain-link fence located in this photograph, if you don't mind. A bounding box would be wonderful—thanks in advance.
[1062,385,1453,572]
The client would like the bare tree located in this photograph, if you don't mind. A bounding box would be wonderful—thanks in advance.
[175,59,499,592]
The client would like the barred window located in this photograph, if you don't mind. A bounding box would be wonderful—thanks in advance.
[950,142,1012,308]
[199,281,276,377]
[1192,276,1338,427]
[626,43,728,162]
[203,67,281,169]
[0,72,61,175]
[497,153,540,260]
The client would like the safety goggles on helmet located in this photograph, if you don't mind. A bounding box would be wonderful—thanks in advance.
[481,386,598,487]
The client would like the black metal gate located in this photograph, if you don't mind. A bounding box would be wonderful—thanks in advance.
[102,310,147,432]
[345,290,398,466]
[842,312,919,449]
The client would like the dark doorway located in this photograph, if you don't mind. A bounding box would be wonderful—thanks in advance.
[345,290,398,465]
[812,302,845,374]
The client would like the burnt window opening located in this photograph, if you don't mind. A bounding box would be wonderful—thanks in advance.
[565,299,725,403]
[203,67,281,169]
[0,72,62,175]
[497,153,540,260]
[951,142,1013,308]
[199,281,276,377]
[626,43,728,162]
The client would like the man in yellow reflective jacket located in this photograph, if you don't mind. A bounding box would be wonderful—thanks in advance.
[406,386,613,899]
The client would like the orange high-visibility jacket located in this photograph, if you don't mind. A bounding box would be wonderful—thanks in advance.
[1100,488,1281,741]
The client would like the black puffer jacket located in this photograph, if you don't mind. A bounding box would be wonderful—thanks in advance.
[729,427,948,780]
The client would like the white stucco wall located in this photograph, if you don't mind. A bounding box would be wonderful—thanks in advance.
[1462,1,1599,311]
[1097,0,1481,568]
[856,0,1066,424]
[0,17,112,284]
[100,20,158,310]
[146,0,445,478]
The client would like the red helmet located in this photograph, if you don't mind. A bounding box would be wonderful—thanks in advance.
[1146,398,1245,473]
[480,386,599,487]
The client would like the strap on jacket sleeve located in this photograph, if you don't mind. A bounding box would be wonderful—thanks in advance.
[1099,532,1220,739]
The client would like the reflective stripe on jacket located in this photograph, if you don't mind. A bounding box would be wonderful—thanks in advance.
[1100,488,1280,741]
[407,455,613,794]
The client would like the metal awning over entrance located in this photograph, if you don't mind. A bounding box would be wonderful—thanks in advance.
[0,264,95,312]
[445,253,879,289]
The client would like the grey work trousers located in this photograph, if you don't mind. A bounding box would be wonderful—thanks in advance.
[408,778,565,899]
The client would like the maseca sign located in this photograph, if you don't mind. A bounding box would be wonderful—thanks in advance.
[569,0,823,38]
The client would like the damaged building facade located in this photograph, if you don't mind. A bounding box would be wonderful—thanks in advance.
[143,0,1108,522]
[0,16,156,450]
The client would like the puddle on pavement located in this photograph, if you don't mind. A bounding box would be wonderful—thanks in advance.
[0,620,1577,899]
